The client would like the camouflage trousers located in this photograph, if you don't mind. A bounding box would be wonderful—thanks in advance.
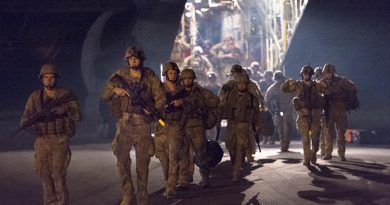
[324,106,348,157]
[112,117,154,205]
[34,134,71,205]
[225,122,250,178]
[274,113,294,151]
[319,115,328,155]
[296,110,321,164]
[178,120,208,187]
[154,121,184,192]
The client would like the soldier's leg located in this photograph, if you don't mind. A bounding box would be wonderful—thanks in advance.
[276,115,285,151]
[178,135,191,189]
[154,133,169,181]
[134,125,153,205]
[324,118,335,160]
[189,126,209,187]
[113,122,134,205]
[165,124,184,197]
[233,124,249,181]
[336,112,348,161]
[297,118,311,166]
[283,114,294,151]
[225,124,237,164]
[319,117,326,155]
[51,136,71,205]
[35,138,57,205]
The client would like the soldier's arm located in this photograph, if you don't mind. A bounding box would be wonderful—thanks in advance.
[202,88,220,108]
[66,91,82,122]
[204,57,214,72]
[340,77,357,92]
[149,72,166,112]
[101,72,119,102]
[20,93,37,127]
[281,79,297,93]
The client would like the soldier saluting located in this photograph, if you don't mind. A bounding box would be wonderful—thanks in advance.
[101,46,165,205]
[20,64,82,205]
[281,65,325,167]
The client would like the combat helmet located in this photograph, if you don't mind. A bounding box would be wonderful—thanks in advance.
[162,62,180,76]
[235,73,249,83]
[124,46,146,61]
[273,70,285,81]
[300,65,314,76]
[39,64,60,79]
[322,64,336,74]
[230,64,244,74]
[180,68,196,80]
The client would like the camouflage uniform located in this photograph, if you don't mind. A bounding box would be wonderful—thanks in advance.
[314,67,327,156]
[219,66,264,162]
[281,66,325,166]
[182,46,214,86]
[319,64,357,161]
[178,69,219,188]
[101,51,165,205]
[154,62,185,198]
[21,65,81,205]
[223,74,260,181]
[259,71,275,145]
[265,72,294,152]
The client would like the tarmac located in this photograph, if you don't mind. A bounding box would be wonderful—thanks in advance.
[1,140,390,205]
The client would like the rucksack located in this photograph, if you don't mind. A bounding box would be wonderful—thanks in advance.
[341,78,359,111]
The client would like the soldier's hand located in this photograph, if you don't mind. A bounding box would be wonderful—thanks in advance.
[51,105,68,115]
[113,87,130,97]
[143,108,152,115]
[171,99,183,107]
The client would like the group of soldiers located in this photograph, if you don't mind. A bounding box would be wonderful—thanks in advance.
[20,45,357,205]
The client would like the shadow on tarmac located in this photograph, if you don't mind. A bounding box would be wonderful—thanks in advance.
[148,159,265,205]
[298,158,390,204]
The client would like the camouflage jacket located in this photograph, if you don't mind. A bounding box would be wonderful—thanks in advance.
[265,80,294,114]
[281,79,326,110]
[225,88,260,123]
[101,67,166,116]
[219,79,264,110]
[318,75,357,104]
[182,83,219,120]
[20,88,82,136]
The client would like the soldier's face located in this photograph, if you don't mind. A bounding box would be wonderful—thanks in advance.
[128,56,141,69]
[302,73,311,81]
[41,74,56,89]
[166,70,178,82]
[324,72,333,80]
[237,82,247,91]
[182,78,193,88]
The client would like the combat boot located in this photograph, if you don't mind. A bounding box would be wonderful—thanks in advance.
[339,154,346,161]
[323,154,332,160]
[163,188,176,198]
[200,174,210,188]
[311,154,317,164]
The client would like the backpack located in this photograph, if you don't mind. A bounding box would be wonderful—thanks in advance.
[341,78,359,111]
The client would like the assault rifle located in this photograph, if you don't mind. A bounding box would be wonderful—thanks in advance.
[9,92,75,138]
[110,74,166,126]
[165,89,187,113]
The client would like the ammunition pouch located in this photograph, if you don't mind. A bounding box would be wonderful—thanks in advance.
[292,97,304,111]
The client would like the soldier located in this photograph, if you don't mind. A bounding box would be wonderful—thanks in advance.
[182,46,214,86]
[219,64,264,162]
[314,67,327,156]
[259,70,275,145]
[210,35,243,81]
[101,46,165,205]
[319,64,357,161]
[154,62,185,198]
[204,71,221,141]
[249,61,263,83]
[265,71,294,152]
[178,69,219,189]
[20,64,82,205]
[222,73,260,181]
[281,65,325,166]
